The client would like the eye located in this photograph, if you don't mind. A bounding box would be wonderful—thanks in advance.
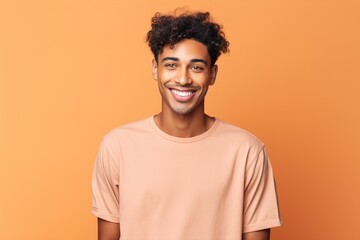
[191,65,204,72]
[164,63,176,69]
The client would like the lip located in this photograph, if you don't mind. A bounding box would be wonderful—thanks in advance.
[169,88,196,102]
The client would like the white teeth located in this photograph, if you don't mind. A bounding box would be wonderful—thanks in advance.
[172,89,192,97]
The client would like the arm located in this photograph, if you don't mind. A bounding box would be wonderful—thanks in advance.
[242,229,270,240]
[98,218,120,240]
[92,137,121,239]
[243,146,282,237]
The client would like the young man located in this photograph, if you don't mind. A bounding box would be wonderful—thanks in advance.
[92,11,282,240]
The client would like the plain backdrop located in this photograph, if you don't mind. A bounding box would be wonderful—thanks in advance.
[1,0,359,239]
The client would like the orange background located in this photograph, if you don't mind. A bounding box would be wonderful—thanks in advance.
[1,0,359,239]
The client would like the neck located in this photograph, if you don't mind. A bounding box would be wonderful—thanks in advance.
[154,106,215,138]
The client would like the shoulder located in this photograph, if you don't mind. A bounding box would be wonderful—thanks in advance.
[101,116,153,147]
[216,119,265,148]
[216,120,270,170]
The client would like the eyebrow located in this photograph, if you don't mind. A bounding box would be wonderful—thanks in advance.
[162,57,208,66]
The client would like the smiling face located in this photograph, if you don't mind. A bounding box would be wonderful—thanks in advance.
[152,39,218,116]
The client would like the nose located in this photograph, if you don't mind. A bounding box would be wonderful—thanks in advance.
[175,67,192,86]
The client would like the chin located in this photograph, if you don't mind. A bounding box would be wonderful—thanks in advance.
[171,108,193,115]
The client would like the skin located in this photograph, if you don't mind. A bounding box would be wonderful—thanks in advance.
[97,38,271,240]
[152,38,218,137]
[97,218,119,240]
[243,229,271,240]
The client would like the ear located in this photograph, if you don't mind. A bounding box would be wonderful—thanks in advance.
[152,59,158,80]
[210,64,218,85]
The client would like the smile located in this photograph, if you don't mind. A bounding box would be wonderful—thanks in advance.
[171,89,193,97]
[170,88,196,102]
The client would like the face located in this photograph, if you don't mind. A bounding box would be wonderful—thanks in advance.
[152,39,217,116]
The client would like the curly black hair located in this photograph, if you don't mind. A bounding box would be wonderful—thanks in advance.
[146,11,229,66]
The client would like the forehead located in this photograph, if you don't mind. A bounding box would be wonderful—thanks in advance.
[159,39,210,62]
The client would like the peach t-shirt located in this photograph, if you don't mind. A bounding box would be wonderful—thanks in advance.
[92,116,282,239]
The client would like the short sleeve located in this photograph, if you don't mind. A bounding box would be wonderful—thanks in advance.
[91,136,120,223]
[243,145,282,233]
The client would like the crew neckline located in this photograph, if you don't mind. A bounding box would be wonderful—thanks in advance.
[148,115,221,143]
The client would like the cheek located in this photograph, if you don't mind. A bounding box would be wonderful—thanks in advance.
[197,76,212,87]
[190,71,211,81]
[158,70,174,82]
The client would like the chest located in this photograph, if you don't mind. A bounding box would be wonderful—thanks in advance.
[118,141,245,207]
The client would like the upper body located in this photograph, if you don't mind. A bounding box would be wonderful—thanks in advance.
[92,117,282,240]
[92,10,282,240]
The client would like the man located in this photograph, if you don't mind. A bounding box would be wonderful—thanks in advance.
[92,11,282,240]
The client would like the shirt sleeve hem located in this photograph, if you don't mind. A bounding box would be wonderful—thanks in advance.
[91,208,120,223]
[243,219,283,233]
